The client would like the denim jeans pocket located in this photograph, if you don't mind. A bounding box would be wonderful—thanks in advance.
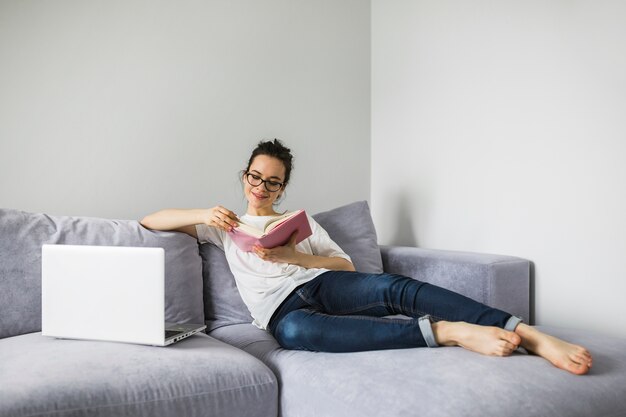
[296,288,324,311]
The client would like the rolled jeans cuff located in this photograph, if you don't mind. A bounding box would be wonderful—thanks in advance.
[418,315,439,348]
[504,315,523,332]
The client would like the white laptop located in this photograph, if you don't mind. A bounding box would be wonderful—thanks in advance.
[42,244,206,346]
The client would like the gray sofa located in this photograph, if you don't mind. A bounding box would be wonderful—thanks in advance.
[2,201,626,417]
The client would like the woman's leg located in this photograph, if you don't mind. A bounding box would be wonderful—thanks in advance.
[271,271,521,354]
[273,308,430,352]
[270,271,592,374]
[301,271,520,329]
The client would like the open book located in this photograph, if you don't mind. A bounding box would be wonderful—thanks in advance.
[228,210,313,252]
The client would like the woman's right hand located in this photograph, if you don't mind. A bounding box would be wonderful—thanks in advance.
[206,206,240,232]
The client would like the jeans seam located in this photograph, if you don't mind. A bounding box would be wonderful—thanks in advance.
[310,311,419,324]
[332,300,440,321]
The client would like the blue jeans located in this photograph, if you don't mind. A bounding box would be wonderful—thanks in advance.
[267,271,522,352]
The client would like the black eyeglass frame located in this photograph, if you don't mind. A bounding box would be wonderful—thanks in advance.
[244,172,284,192]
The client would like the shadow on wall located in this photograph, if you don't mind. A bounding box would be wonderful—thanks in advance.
[391,193,418,247]
[529,261,536,325]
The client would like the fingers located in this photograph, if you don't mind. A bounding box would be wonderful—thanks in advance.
[252,244,294,264]
[252,245,266,258]
[216,206,239,224]
[287,231,298,246]
[210,206,239,231]
[252,245,276,262]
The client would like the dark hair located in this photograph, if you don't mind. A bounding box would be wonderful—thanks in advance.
[244,138,294,185]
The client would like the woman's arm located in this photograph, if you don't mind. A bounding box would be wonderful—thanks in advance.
[252,234,356,272]
[140,206,239,238]
[291,253,356,271]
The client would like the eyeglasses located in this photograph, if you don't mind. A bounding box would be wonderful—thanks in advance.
[245,172,284,192]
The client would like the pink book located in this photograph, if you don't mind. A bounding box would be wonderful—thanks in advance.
[227,210,313,252]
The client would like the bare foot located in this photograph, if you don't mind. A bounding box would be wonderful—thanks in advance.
[433,321,521,356]
[515,323,593,375]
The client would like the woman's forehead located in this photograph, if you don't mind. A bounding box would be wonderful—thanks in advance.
[250,155,286,179]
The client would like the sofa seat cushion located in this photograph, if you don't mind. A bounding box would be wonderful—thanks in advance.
[210,324,626,417]
[0,332,277,417]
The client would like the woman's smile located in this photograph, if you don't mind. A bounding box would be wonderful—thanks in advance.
[252,191,269,201]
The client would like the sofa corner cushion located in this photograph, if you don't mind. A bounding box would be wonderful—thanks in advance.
[0,332,277,417]
[312,200,383,273]
[0,208,204,339]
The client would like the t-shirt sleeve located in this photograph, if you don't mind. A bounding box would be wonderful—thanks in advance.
[195,223,226,249]
[306,216,352,263]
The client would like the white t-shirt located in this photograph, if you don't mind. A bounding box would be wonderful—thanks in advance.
[195,213,352,330]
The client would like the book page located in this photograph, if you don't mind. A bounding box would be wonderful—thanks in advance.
[235,222,265,238]
[264,211,297,233]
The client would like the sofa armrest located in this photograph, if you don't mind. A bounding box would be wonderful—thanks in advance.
[380,245,530,322]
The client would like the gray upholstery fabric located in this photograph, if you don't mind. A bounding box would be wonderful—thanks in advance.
[199,243,253,331]
[0,208,204,339]
[0,332,277,417]
[211,323,626,417]
[312,200,383,273]
[200,200,385,331]
[381,245,530,322]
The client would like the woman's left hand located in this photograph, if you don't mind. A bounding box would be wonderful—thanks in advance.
[252,232,301,264]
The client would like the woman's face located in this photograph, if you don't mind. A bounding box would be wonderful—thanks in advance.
[243,155,286,215]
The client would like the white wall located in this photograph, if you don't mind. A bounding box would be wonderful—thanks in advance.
[0,0,370,220]
[4,0,624,338]
[372,1,626,337]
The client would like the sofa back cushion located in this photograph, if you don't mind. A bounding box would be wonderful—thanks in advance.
[199,243,253,331]
[312,200,383,274]
[200,200,383,331]
[0,208,205,339]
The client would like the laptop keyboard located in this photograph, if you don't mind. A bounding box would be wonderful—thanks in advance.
[165,330,184,339]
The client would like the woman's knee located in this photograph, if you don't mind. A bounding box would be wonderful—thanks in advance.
[274,310,315,350]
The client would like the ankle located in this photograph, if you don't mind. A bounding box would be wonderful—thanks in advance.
[432,321,457,347]
[515,323,539,351]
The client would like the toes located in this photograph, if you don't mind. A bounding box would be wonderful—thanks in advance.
[496,341,517,356]
[577,346,592,359]
[570,362,590,375]
[559,357,591,375]
[503,341,517,354]
[500,330,521,347]
[572,352,593,368]
[569,346,592,368]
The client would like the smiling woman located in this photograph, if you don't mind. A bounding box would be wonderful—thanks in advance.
[140,139,592,375]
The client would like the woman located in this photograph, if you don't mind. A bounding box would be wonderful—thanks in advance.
[141,139,592,375]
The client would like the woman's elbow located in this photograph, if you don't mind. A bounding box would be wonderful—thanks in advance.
[344,261,356,272]
[139,215,154,229]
